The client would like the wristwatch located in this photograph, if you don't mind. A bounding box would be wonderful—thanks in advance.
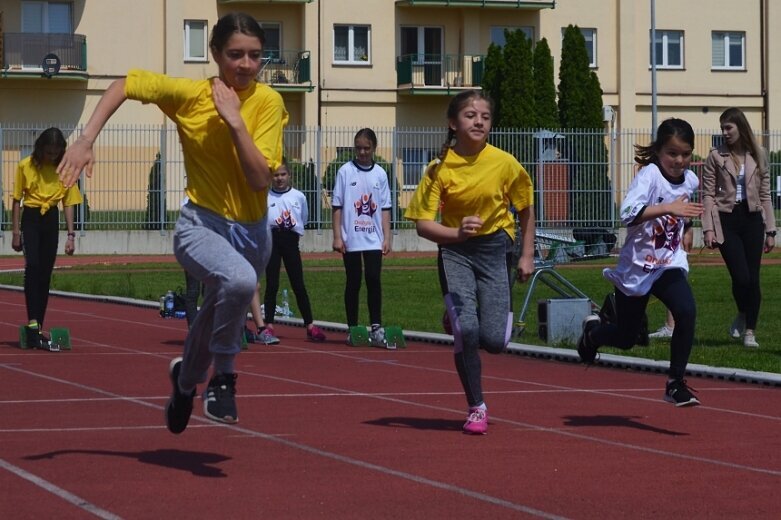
[766,231,777,237]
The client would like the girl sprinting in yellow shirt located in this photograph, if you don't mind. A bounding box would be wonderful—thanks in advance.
[58,13,288,433]
[405,90,535,435]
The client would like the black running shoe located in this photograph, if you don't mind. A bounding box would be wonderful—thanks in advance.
[577,315,601,364]
[25,326,42,349]
[165,357,195,434]
[203,373,238,424]
[664,379,700,407]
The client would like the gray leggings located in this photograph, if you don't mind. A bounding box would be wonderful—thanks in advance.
[174,202,271,390]
[440,231,514,408]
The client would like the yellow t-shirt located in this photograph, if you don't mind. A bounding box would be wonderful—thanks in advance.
[125,69,289,222]
[404,144,533,240]
[13,156,83,214]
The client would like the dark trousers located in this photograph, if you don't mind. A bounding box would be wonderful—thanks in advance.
[264,229,315,325]
[718,203,765,329]
[342,250,383,327]
[591,268,696,380]
[21,206,59,328]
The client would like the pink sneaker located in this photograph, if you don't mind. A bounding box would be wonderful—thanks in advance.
[463,407,488,435]
[307,325,327,342]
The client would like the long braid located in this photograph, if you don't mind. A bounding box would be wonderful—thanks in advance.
[426,128,455,181]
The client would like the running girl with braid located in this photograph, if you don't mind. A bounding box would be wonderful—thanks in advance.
[404,90,535,435]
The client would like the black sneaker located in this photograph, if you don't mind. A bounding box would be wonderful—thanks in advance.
[165,357,195,434]
[25,326,42,349]
[203,373,238,424]
[664,379,700,407]
[577,315,601,364]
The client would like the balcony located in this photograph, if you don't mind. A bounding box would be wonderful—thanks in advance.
[256,50,314,92]
[395,0,555,8]
[1,32,88,79]
[218,1,312,3]
[397,54,484,94]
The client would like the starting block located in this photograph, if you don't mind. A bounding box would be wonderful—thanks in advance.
[18,325,70,351]
[347,325,406,350]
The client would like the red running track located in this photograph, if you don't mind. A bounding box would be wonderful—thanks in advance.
[1,289,779,519]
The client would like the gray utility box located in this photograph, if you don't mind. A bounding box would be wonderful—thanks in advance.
[538,298,592,346]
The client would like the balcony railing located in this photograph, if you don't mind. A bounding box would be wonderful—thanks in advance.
[2,32,87,74]
[396,0,555,8]
[256,49,312,89]
[397,53,484,91]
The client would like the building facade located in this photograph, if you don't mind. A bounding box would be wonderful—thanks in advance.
[1,0,777,132]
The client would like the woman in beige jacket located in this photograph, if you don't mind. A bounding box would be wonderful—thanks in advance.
[702,107,776,348]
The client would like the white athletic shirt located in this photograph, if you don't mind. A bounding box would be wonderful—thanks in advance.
[331,160,392,252]
[267,187,308,236]
[604,163,699,296]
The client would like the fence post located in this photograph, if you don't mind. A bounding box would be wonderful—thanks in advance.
[159,124,167,236]
[391,126,399,234]
[315,126,323,233]
[0,124,4,237]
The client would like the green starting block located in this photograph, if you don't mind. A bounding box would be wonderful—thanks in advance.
[50,328,71,350]
[348,326,370,347]
[384,326,406,349]
[347,325,405,349]
[18,325,70,351]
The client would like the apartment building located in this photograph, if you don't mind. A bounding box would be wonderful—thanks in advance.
[1,0,777,132]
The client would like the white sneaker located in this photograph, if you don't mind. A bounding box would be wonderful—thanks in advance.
[369,327,388,348]
[730,314,746,339]
[743,332,759,348]
[648,325,674,339]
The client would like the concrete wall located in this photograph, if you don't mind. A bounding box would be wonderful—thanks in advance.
[0,229,440,256]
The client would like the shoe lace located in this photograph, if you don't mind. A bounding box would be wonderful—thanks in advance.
[467,409,485,422]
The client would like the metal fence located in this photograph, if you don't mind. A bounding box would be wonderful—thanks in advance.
[2,123,780,236]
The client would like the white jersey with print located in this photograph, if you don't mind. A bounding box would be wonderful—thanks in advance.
[267,187,308,236]
[604,163,699,296]
[331,160,392,252]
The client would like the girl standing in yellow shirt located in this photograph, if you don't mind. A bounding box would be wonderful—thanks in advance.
[12,127,82,349]
[57,13,288,433]
[405,90,535,435]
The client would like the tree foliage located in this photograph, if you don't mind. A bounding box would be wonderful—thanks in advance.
[481,43,504,119]
[533,37,558,130]
[498,29,535,128]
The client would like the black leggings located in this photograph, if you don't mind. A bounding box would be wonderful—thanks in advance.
[342,250,383,327]
[718,203,765,329]
[591,268,695,380]
[21,206,59,328]
[264,230,315,325]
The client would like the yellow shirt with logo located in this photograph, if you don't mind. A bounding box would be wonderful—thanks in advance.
[125,69,289,222]
[13,156,83,214]
[404,144,533,240]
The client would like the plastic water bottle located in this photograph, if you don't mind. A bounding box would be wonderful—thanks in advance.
[282,289,291,317]
[159,296,166,318]
[164,290,175,318]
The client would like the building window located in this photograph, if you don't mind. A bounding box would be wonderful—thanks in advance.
[21,1,72,33]
[712,31,744,70]
[184,20,208,62]
[581,28,597,67]
[650,30,683,69]
[334,25,370,64]
[490,26,534,47]
[259,22,281,61]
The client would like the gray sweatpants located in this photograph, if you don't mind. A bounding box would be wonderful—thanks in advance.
[440,231,514,408]
[173,202,271,391]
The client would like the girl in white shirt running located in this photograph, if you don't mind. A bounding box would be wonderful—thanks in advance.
[577,118,704,407]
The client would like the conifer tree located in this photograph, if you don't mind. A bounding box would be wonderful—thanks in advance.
[533,37,558,129]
